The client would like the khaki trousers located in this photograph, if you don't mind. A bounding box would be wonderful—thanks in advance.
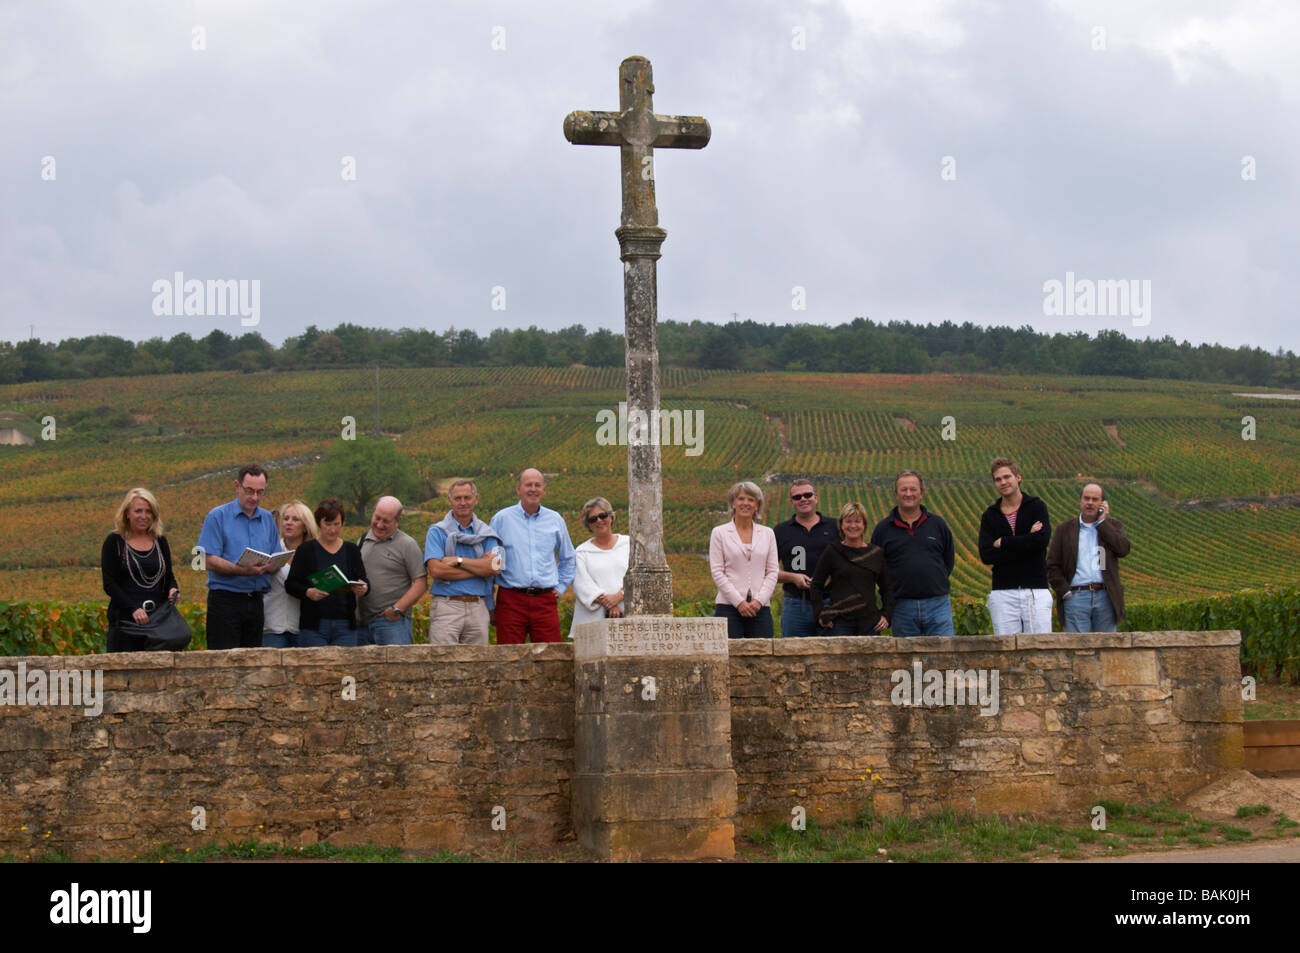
[429,596,490,645]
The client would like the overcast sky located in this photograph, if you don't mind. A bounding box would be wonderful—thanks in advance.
[2,0,1296,351]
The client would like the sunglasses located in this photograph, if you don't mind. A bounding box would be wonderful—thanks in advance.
[586,511,612,524]
[790,492,815,501]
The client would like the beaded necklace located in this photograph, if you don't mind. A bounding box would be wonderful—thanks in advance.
[124,536,165,590]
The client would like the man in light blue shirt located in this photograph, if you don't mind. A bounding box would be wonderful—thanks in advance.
[489,468,576,644]
[425,479,501,645]
[1047,483,1131,633]
[196,463,281,649]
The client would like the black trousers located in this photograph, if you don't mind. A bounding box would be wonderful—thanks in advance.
[206,589,264,649]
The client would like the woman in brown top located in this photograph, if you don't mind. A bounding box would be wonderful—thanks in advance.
[810,502,894,636]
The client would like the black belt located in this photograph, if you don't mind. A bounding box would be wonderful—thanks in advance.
[1069,583,1105,592]
[505,586,551,596]
[210,589,264,599]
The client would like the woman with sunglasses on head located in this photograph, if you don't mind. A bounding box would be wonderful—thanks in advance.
[569,497,630,637]
[262,500,318,648]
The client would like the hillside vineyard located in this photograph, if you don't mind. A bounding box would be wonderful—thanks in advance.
[0,367,1296,608]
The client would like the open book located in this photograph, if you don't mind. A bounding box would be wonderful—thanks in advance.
[307,564,362,594]
[236,547,294,570]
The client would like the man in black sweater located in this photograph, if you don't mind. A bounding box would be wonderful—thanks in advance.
[977,457,1052,634]
[869,470,955,637]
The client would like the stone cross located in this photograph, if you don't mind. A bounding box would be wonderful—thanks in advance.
[564,56,710,616]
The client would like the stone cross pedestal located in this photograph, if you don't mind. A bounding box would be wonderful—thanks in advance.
[564,56,710,616]
[571,616,735,861]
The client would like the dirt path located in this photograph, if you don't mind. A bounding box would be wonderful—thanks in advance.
[1078,840,1300,862]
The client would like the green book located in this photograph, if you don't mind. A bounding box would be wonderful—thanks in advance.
[307,564,358,594]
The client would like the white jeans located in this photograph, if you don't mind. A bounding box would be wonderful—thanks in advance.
[987,588,1053,634]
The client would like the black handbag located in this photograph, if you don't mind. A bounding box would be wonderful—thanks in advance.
[116,601,192,651]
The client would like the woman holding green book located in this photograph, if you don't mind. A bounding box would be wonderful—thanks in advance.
[285,498,369,647]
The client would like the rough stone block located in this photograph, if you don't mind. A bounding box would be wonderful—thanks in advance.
[575,657,730,715]
[1157,646,1242,680]
[728,640,773,656]
[892,635,1017,653]
[0,721,71,751]
[582,817,734,862]
[772,636,896,656]
[1001,711,1042,732]
[1099,649,1158,686]
[1171,681,1244,723]
[576,710,732,772]
[573,769,736,822]
[1129,630,1239,647]
[173,648,282,669]
[402,819,464,850]
[111,725,158,749]
[1018,632,1130,650]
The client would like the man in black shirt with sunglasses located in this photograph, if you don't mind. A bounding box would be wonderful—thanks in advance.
[774,478,838,638]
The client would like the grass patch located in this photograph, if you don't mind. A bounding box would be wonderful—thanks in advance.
[80,840,481,863]
[1216,824,1253,842]
[740,796,1291,862]
[1235,804,1270,818]
[1243,680,1300,720]
[1134,800,1192,825]
[1108,819,1157,838]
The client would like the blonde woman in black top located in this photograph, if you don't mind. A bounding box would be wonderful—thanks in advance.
[809,502,893,636]
[101,488,178,652]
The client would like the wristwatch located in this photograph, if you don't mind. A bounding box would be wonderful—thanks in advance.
[457,556,464,568]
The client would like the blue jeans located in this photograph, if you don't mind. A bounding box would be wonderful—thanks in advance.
[298,618,358,647]
[715,603,774,639]
[367,615,413,645]
[1062,588,1117,633]
[891,596,954,637]
[780,594,822,638]
[262,631,298,648]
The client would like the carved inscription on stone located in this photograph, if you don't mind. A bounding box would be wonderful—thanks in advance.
[573,617,728,661]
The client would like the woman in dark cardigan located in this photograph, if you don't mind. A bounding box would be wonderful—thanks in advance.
[101,487,179,652]
[285,498,369,647]
[809,501,894,636]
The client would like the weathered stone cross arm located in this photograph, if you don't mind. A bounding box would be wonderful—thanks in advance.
[563,111,711,151]
[562,56,710,229]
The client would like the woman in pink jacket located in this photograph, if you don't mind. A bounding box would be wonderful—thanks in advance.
[709,481,779,638]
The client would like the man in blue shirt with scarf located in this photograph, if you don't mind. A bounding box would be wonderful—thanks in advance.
[425,479,501,645]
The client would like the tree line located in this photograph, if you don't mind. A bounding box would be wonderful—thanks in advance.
[1,319,1294,388]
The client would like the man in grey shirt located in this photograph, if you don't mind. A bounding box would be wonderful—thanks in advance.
[358,496,428,645]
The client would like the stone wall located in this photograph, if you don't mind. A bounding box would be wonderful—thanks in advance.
[0,645,574,860]
[729,632,1243,826]
[0,632,1242,859]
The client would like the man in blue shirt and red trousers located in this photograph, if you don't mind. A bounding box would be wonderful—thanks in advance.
[490,468,577,644]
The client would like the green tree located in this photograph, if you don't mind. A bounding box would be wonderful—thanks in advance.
[583,328,624,367]
[306,439,423,523]
[0,342,21,384]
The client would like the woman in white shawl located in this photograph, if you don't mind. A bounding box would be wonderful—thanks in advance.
[569,496,629,636]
